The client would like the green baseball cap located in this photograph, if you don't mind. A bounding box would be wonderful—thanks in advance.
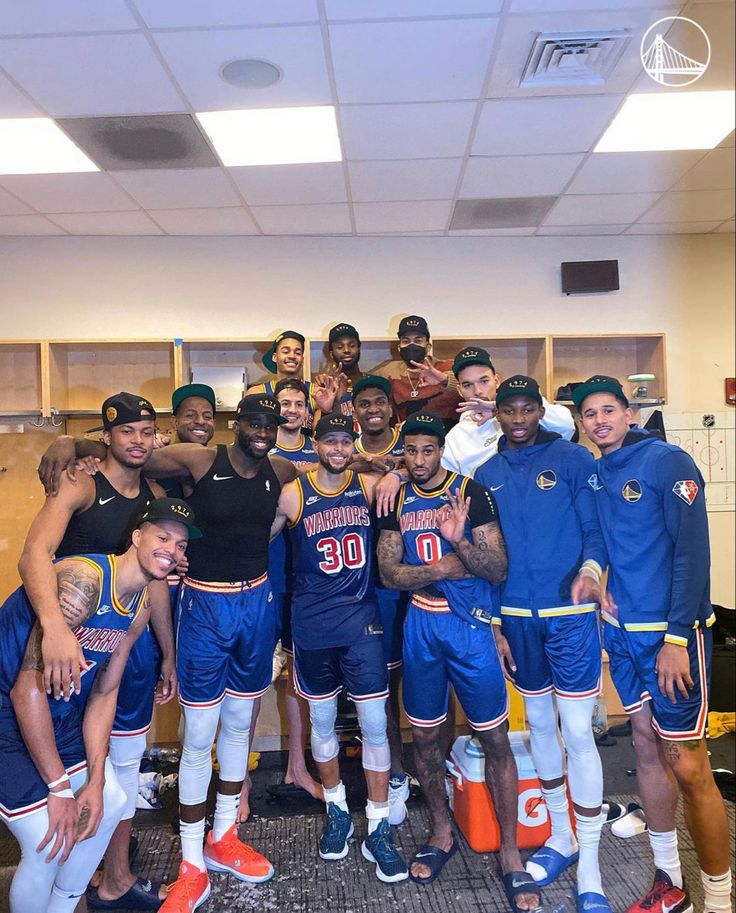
[571,375,629,409]
[351,375,392,401]
[172,383,217,415]
[495,375,543,407]
[401,412,445,444]
[452,345,495,379]
[262,330,305,374]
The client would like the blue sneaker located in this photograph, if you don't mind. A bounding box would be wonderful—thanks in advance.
[361,819,409,883]
[319,803,354,860]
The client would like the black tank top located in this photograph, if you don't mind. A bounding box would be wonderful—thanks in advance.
[56,472,156,558]
[185,445,282,582]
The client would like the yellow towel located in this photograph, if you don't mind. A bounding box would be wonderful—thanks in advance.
[708,711,735,739]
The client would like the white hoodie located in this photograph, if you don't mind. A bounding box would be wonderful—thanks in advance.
[441,398,575,478]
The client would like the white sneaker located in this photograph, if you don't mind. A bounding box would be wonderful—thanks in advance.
[388,774,410,826]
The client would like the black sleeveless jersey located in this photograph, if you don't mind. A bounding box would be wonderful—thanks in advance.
[184,445,282,582]
[56,472,156,558]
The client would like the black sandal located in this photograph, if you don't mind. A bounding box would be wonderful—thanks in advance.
[502,871,543,913]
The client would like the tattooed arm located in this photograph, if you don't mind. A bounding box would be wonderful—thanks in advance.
[437,487,508,585]
[377,529,469,590]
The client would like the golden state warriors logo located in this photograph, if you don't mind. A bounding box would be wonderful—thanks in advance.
[622,479,643,502]
[106,406,117,423]
[536,470,557,490]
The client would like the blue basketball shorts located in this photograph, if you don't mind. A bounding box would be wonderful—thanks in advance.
[603,617,712,740]
[500,607,601,699]
[402,601,508,731]
[112,624,162,737]
[293,629,388,703]
[176,575,278,708]
[376,586,407,670]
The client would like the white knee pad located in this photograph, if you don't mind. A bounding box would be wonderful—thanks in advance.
[524,692,565,782]
[179,703,221,805]
[109,732,147,821]
[558,695,603,809]
[216,695,255,784]
[309,696,340,764]
[356,699,390,773]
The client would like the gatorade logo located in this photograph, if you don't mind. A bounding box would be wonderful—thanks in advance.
[518,788,548,826]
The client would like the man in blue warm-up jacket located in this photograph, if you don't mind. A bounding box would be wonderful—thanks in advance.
[575,375,731,913]
[476,376,610,913]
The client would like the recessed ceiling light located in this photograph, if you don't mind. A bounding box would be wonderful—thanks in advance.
[595,91,735,152]
[0,118,98,174]
[196,106,342,166]
[220,59,282,89]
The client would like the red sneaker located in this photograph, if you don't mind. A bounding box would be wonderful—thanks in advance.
[626,870,693,913]
[160,861,211,912]
[203,823,274,883]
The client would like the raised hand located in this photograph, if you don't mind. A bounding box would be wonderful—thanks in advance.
[457,397,496,426]
[409,355,447,388]
[437,491,470,546]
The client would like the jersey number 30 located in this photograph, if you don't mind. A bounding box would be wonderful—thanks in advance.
[317,533,366,574]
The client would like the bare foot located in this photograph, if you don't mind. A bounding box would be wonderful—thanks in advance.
[286,767,324,802]
[237,775,251,823]
[410,831,454,881]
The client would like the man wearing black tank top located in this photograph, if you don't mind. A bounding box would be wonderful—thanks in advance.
[21,392,175,910]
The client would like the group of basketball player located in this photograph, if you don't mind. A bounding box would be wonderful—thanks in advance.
[0,315,731,913]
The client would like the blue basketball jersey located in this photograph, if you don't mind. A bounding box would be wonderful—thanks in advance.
[355,427,404,461]
[269,433,319,471]
[0,554,146,724]
[288,470,377,649]
[392,473,498,626]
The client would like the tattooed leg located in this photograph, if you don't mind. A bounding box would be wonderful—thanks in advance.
[410,724,454,880]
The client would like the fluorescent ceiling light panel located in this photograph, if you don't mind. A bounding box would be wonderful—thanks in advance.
[595,91,735,153]
[0,118,98,174]
[196,106,342,166]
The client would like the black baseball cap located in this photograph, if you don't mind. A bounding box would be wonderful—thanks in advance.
[452,346,495,378]
[397,315,429,339]
[274,378,308,399]
[329,323,360,346]
[136,498,202,539]
[234,393,287,424]
[401,411,445,444]
[495,375,543,407]
[172,383,217,415]
[100,392,156,431]
[351,374,392,401]
[571,375,629,410]
[262,330,305,374]
[314,412,358,440]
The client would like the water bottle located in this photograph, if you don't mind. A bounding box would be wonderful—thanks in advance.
[592,694,608,737]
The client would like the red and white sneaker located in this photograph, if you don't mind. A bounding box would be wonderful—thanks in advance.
[626,869,693,913]
[160,861,211,912]
[203,823,274,883]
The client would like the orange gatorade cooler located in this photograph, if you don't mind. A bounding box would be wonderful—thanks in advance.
[446,731,551,853]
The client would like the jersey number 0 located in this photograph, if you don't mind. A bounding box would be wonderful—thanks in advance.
[317,533,366,575]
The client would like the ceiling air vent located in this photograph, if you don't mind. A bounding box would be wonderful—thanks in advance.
[450,196,557,231]
[520,30,631,88]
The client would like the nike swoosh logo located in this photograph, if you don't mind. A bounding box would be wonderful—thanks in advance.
[489,485,504,492]
[96,605,113,615]
[98,496,115,505]
[213,474,234,481]
[414,852,439,859]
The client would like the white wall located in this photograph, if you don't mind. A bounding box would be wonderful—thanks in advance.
[0,232,733,602]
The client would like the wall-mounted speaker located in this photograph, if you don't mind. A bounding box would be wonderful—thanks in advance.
[561,259,619,295]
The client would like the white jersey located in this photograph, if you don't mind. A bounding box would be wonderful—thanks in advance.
[441,397,575,478]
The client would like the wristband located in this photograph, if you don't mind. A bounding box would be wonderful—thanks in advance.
[47,773,71,790]
[48,788,75,799]
[390,470,404,482]
[579,560,602,584]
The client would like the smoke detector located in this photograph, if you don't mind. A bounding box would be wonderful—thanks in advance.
[520,30,631,88]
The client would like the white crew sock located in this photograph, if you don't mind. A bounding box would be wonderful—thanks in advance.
[180,818,206,871]
[701,870,733,913]
[366,799,390,835]
[324,781,348,813]
[648,829,682,889]
[212,792,239,842]
[526,784,578,882]
[575,811,604,896]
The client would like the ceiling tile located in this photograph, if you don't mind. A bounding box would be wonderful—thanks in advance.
[47,211,163,234]
[567,151,705,195]
[0,72,44,117]
[353,200,452,233]
[508,0,680,12]
[0,214,65,234]
[0,34,184,116]
[672,148,735,192]
[0,1,138,35]
[110,168,241,209]
[330,18,498,103]
[449,226,537,235]
[251,203,352,234]
[460,154,584,197]
[348,159,462,202]
[544,192,660,225]
[326,0,504,19]
[135,0,319,28]
[0,187,33,216]
[714,220,734,233]
[230,162,347,205]
[536,224,627,235]
[473,96,623,156]
[625,222,723,234]
[639,190,735,223]
[153,26,331,111]
[149,206,259,234]
[341,102,476,160]
[0,173,137,213]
